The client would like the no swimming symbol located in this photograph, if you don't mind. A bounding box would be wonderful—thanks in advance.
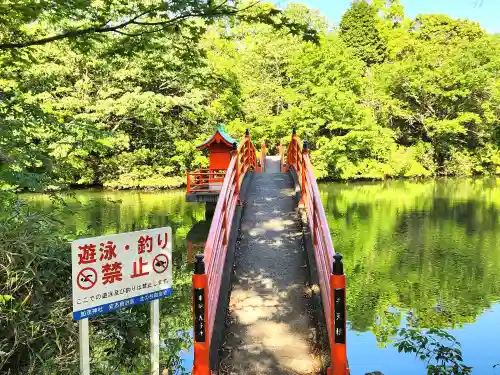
[77,267,97,290]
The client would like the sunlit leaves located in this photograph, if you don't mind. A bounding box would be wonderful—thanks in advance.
[395,328,472,375]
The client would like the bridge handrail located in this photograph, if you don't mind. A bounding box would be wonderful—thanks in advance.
[206,134,256,333]
[192,131,258,375]
[284,131,349,375]
[187,169,227,194]
[278,143,285,172]
[258,142,266,172]
[285,132,334,330]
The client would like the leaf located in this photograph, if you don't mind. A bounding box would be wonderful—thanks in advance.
[20,293,31,307]
[0,294,14,305]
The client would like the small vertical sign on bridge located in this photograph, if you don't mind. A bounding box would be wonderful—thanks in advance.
[193,288,206,342]
[334,288,346,344]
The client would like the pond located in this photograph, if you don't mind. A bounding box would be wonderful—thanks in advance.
[320,178,500,375]
[25,178,500,374]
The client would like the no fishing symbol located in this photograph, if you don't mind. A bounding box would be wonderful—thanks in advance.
[77,267,98,290]
[153,254,169,274]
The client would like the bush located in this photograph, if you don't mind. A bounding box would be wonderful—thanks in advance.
[0,194,193,375]
[103,173,185,190]
[0,194,78,374]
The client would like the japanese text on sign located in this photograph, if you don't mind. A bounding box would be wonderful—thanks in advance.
[333,288,346,344]
[72,227,172,320]
[194,288,206,342]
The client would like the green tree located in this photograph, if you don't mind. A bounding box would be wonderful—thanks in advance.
[340,0,387,65]
[371,33,500,176]
[412,14,485,43]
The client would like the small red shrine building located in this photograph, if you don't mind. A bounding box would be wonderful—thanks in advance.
[186,124,237,204]
[196,124,237,170]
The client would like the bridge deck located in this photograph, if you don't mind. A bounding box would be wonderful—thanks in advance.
[221,155,321,375]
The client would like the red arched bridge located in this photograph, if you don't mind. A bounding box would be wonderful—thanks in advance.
[188,129,349,375]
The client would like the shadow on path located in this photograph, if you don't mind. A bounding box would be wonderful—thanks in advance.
[220,156,322,375]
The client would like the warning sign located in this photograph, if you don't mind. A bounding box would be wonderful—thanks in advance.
[153,254,169,274]
[77,268,98,290]
[71,227,172,320]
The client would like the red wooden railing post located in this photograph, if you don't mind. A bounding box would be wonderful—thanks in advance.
[328,253,348,375]
[260,142,266,173]
[187,172,191,194]
[189,132,259,375]
[279,143,284,172]
[299,140,308,207]
[232,142,240,200]
[188,240,193,264]
[281,128,349,374]
[245,129,251,168]
[193,254,211,375]
[294,130,300,170]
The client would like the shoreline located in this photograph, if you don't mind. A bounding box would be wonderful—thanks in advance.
[11,174,500,195]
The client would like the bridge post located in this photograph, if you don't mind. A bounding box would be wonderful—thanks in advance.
[260,142,266,173]
[188,241,193,264]
[292,128,298,168]
[328,253,349,375]
[299,140,308,207]
[193,254,211,375]
[232,142,241,204]
[245,129,251,168]
[279,143,285,172]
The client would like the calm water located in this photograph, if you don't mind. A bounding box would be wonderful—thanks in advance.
[320,179,500,375]
[25,179,500,374]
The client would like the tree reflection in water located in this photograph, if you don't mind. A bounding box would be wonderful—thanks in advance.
[320,178,500,374]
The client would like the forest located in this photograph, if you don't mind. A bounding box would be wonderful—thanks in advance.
[1,0,500,374]
[1,0,499,192]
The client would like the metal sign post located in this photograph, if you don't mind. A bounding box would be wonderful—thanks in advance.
[79,319,90,375]
[151,299,160,375]
[71,226,173,375]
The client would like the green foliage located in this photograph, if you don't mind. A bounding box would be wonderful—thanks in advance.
[413,14,485,43]
[0,194,77,373]
[395,328,472,375]
[340,1,388,65]
[0,191,205,374]
[371,32,500,177]
[0,1,273,50]
[2,1,500,190]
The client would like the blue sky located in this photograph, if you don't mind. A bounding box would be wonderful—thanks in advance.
[275,0,500,33]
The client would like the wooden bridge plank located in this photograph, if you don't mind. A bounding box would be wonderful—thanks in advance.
[220,155,321,375]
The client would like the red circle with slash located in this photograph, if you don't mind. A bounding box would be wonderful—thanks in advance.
[153,254,169,274]
[77,267,98,290]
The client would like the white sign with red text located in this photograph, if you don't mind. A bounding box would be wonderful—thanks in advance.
[71,227,172,320]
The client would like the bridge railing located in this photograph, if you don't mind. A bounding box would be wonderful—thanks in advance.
[258,142,266,172]
[285,129,349,375]
[278,143,286,172]
[187,169,227,193]
[192,130,258,375]
[187,241,205,264]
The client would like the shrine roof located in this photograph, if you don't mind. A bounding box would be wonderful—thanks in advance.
[196,124,238,149]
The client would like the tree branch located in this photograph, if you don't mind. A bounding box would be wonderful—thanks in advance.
[0,1,261,51]
[0,9,150,50]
